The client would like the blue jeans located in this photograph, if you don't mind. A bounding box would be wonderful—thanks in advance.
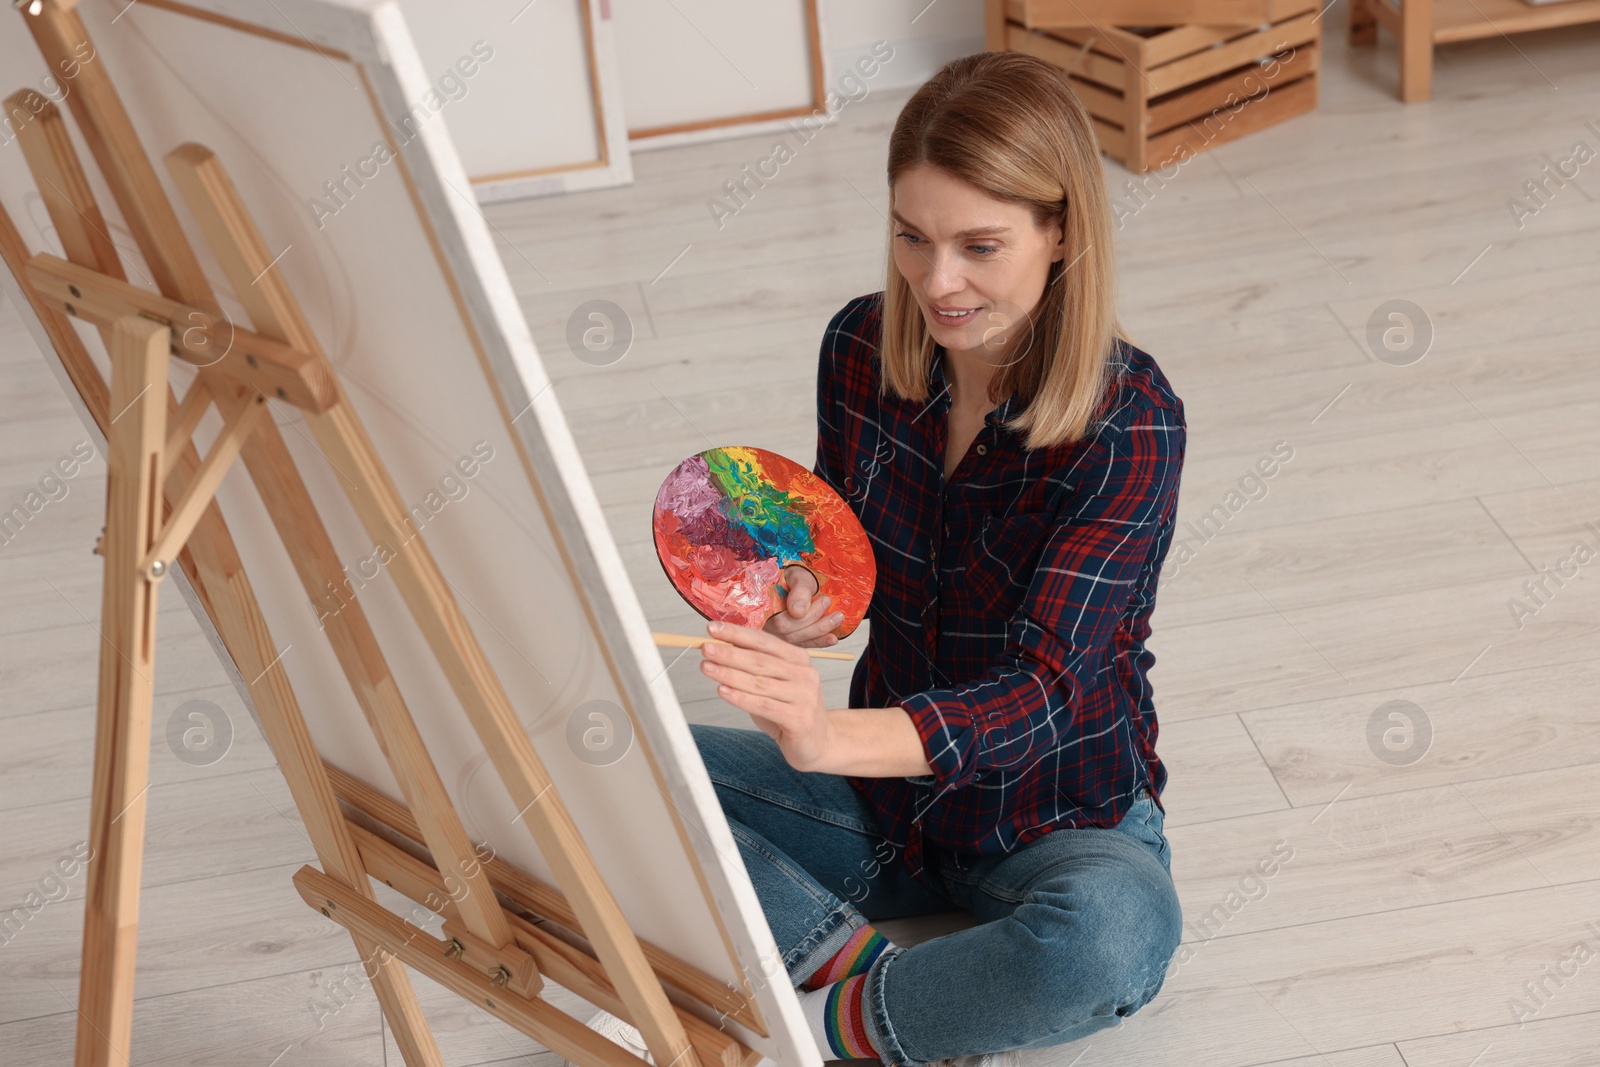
[690,723,1182,1066]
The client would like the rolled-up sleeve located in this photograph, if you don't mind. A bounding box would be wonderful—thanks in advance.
[897,403,1185,791]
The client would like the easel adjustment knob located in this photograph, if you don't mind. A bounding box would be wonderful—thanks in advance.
[439,920,543,997]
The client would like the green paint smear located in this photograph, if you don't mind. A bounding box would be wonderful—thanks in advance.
[705,448,816,565]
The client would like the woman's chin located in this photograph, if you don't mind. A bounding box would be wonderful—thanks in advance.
[925,319,977,347]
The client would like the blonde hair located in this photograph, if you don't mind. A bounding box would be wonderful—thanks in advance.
[880,50,1126,450]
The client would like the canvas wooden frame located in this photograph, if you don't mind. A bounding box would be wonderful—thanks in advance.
[624,0,825,146]
[432,0,636,202]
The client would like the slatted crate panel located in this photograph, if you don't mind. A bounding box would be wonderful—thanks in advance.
[996,1,1322,173]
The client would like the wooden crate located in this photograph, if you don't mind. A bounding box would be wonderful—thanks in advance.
[989,0,1322,173]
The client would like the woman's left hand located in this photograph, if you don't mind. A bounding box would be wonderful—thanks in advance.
[700,620,834,772]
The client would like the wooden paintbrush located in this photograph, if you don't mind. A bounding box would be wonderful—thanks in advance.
[651,631,856,661]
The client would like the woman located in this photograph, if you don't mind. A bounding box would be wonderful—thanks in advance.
[591,49,1186,1067]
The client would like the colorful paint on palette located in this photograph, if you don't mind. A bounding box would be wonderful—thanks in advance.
[653,446,875,636]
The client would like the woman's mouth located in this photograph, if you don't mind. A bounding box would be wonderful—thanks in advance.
[930,304,979,326]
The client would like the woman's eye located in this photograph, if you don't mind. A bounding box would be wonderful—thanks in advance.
[894,232,996,256]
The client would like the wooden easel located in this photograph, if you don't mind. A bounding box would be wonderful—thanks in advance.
[1,4,765,1066]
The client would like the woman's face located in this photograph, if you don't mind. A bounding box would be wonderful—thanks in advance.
[890,163,1066,365]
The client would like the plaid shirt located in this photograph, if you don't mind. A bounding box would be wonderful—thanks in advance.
[812,292,1186,884]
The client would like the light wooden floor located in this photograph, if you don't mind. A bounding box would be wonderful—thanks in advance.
[4,13,1600,1067]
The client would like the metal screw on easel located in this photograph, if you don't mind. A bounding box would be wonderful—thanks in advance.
[444,938,465,961]
[148,560,167,579]
[489,966,511,988]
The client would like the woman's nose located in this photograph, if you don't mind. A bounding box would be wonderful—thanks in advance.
[922,254,966,299]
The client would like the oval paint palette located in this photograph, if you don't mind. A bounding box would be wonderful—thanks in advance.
[652,446,874,637]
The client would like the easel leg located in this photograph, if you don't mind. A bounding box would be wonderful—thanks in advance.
[75,318,169,1067]
[165,144,520,948]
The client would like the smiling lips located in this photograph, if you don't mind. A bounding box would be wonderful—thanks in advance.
[930,302,979,324]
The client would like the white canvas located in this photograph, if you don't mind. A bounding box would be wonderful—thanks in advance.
[0,1,814,1063]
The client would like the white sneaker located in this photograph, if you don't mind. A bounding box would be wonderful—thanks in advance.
[928,1052,1022,1067]
[563,1009,780,1067]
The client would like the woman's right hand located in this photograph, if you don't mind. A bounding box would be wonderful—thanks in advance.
[764,564,845,648]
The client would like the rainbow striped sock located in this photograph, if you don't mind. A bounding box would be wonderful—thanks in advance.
[803,924,892,991]
[800,975,879,1060]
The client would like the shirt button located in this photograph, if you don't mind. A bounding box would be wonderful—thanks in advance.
[975,443,988,455]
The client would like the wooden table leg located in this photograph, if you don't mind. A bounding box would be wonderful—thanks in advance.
[985,0,1007,50]
[1349,0,1377,46]
[1400,0,1435,101]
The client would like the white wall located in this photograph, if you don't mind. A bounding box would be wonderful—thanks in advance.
[820,0,986,91]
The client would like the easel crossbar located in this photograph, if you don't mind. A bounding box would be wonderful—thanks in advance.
[140,389,264,577]
[329,762,765,1040]
[340,821,760,1067]
[24,252,337,412]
